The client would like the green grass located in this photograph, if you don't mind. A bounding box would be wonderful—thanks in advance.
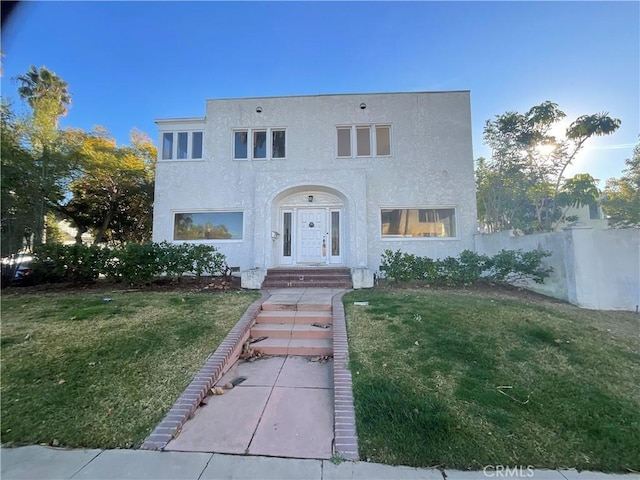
[343,288,640,472]
[0,290,260,448]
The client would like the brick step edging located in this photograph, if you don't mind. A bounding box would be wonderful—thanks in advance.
[332,290,360,461]
[140,291,270,450]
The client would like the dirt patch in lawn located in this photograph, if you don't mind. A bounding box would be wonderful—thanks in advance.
[1,275,242,296]
[376,279,568,305]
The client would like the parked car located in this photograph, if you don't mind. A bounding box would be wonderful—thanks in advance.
[1,253,34,288]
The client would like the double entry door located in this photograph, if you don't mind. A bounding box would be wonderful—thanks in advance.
[280,208,342,265]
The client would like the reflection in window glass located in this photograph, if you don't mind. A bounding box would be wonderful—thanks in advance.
[272,130,286,158]
[356,127,371,156]
[174,212,243,240]
[177,132,188,159]
[192,132,203,159]
[253,130,267,158]
[283,212,292,257]
[331,211,340,256]
[337,128,351,157]
[234,131,248,159]
[162,133,173,160]
[381,208,456,238]
[376,126,391,156]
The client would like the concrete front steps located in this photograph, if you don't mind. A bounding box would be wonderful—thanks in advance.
[249,300,333,356]
[262,268,353,289]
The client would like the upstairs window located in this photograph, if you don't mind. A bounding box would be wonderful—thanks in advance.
[192,132,203,159]
[272,130,286,158]
[337,128,351,157]
[161,131,204,160]
[356,127,371,156]
[376,125,391,156]
[337,124,392,158]
[177,132,188,159]
[162,133,173,160]
[253,130,267,159]
[234,128,286,161]
[234,131,248,159]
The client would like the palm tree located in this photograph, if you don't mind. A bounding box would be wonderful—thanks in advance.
[16,65,71,122]
[14,66,72,247]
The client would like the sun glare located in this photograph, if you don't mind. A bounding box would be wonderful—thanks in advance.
[536,144,556,156]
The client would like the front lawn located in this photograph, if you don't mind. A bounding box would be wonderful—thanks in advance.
[0,290,260,448]
[343,288,640,472]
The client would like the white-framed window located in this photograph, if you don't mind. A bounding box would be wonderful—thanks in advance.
[337,127,351,157]
[161,131,203,160]
[381,208,457,238]
[234,127,286,161]
[173,211,244,240]
[337,124,392,158]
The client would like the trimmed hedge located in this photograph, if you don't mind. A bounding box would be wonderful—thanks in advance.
[31,242,226,285]
[379,248,552,286]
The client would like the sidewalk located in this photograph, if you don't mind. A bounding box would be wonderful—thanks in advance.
[3,446,637,480]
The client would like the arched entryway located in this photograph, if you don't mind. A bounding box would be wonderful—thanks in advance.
[271,186,348,267]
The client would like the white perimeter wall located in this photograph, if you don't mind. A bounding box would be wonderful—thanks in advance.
[474,227,640,312]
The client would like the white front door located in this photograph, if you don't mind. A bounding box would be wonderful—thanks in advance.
[297,208,327,264]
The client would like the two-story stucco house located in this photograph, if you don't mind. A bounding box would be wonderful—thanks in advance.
[152,91,477,288]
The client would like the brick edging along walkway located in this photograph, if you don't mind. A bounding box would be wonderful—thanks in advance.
[332,291,360,461]
[141,291,270,451]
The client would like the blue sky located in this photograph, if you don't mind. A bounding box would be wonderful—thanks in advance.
[2,1,638,186]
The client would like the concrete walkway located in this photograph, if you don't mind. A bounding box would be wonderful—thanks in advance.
[160,288,340,459]
[165,355,334,459]
[2,446,637,480]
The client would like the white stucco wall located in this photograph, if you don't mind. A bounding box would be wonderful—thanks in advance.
[153,91,477,272]
[474,230,568,301]
[588,228,640,311]
[475,228,640,311]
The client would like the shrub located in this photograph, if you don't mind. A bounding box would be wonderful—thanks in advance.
[380,248,551,287]
[189,244,226,277]
[29,242,227,286]
[159,242,194,279]
[487,248,553,284]
[32,244,109,284]
[110,242,163,285]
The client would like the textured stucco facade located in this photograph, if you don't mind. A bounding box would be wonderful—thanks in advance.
[153,91,477,287]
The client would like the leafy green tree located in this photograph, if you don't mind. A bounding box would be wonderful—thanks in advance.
[14,65,73,246]
[59,128,156,244]
[476,156,537,232]
[556,173,601,224]
[602,140,640,228]
[479,101,621,232]
[44,212,66,244]
[0,101,38,255]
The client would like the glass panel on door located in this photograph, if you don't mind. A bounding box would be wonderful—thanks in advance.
[283,212,292,257]
[331,211,340,256]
